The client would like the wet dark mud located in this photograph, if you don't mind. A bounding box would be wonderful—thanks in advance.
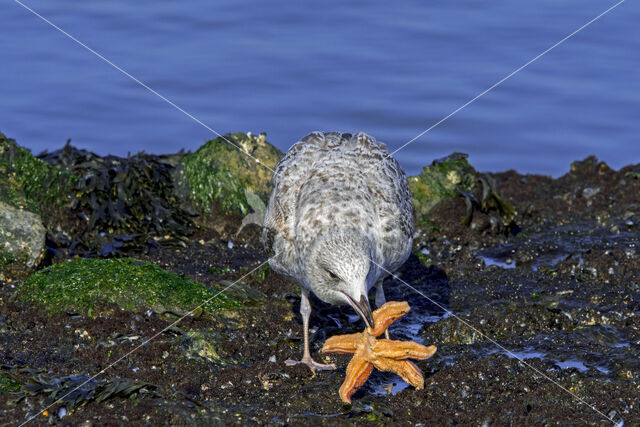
[1,156,639,425]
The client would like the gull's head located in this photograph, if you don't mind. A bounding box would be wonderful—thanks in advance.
[305,229,375,328]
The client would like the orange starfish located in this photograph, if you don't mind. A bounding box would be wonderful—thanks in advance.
[322,301,437,403]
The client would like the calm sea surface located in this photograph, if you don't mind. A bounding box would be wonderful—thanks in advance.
[1,0,639,176]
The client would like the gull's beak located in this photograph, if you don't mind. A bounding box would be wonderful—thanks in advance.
[340,291,374,329]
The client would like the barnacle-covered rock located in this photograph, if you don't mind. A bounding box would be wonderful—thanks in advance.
[178,328,236,366]
[0,201,46,268]
[409,153,516,227]
[178,132,283,216]
[19,257,244,317]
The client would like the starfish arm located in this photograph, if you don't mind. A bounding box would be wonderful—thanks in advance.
[372,358,425,390]
[322,333,361,354]
[370,301,410,337]
[373,340,437,360]
[339,356,374,403]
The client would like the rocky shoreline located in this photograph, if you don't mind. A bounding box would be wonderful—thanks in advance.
[1,131,638,424]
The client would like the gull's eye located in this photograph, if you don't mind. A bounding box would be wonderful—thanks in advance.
[326,270,339,280]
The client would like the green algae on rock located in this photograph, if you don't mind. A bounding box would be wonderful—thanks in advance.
[179,132,283,215]
[19,258,243,317]
[0,133,75,223]
[409,152,515,227]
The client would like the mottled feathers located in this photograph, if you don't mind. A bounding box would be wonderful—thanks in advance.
[263,132,413,295]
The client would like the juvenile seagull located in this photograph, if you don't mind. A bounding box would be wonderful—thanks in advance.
[263,132,413,372]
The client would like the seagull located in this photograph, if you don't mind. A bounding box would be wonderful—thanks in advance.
[263,132,414,372]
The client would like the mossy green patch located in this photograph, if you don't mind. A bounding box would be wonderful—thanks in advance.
[19,258,243,316]
[0,132,75,221]
[180,132,282,215]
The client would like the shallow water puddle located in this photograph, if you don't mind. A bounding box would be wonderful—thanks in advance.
[488,346,614,375]
[475,247,517,269]
[479,255,516,269]
[553,359,610,373]
[498,349,545,360]
[531,253,569,271]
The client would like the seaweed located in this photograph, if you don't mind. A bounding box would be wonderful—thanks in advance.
[17,373,157,410]
[38,142,195,255]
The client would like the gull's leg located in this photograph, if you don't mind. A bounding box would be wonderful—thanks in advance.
[375,280,390,339]
[285,288,336,373]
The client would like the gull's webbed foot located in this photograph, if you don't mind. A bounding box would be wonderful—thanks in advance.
[285,356,336,373]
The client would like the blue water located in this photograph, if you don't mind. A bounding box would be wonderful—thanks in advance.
[1,0,639,176]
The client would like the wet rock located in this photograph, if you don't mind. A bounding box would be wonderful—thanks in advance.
[0,201,46,268]
[582,187,601,199]
[178,132,283,215]
[409,153,515,228]
[18,257,244,317]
